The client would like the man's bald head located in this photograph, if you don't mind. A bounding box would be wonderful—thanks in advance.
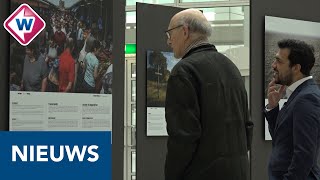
[166,9,212,58]
[170,9,212,39]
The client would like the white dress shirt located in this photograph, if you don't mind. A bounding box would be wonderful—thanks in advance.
[285,76,312,99]
[266,76,312,111]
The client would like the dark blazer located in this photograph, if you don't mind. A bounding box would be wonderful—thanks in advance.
[165,44,252,180]
[265,79,320,180]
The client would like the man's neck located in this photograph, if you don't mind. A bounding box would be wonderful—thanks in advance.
[286,75,312,99]
[182,37,209,57]
[290,73,305,85]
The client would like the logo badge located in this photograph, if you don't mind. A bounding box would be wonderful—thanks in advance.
[3,3,46,46]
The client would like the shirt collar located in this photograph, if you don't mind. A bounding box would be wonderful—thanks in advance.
[182,38,210,57]
[286,76,312,99]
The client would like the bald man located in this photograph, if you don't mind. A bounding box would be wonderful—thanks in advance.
[164,9,252,180]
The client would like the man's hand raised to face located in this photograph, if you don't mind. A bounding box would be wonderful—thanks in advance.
[267,78,286,109]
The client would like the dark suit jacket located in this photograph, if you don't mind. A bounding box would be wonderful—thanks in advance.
[165,44,252,180]
[265,79,320,180]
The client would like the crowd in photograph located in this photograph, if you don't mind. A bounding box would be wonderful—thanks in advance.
[10,7,113,94]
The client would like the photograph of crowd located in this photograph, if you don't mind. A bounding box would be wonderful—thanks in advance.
[10,0,113,94]
[146,51,179,107]
[264,16,320,98]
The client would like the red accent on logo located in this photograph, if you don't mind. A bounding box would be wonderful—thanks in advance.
[3,3,46,46]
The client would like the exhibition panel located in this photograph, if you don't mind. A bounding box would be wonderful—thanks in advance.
[9,0,114,131]
[250,0,320,180]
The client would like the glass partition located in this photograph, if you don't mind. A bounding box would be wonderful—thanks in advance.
[127,0,174,6]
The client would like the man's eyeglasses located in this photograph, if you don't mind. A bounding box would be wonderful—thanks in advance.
[165,25,183,39]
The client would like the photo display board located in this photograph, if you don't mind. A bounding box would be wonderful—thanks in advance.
[9,0,114,131]
[146,50,179,136]
[264,16,320,140]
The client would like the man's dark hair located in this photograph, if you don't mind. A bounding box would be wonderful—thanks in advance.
[278,39,315,76]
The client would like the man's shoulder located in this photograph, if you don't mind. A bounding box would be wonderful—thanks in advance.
[171,59,194,76]
[301,80,320,94]
[295,84,320,104]
[184,48,229,66]
[187,46,222,57]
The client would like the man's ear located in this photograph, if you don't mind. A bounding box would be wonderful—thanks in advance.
[293,64,301,73]
[183,25,189,38]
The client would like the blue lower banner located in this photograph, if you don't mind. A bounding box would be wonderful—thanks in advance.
[0,131,111,180]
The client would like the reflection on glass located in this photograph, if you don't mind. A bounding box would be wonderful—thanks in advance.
[216,45,244,54]
[230,6,245,20]
[131,63,136,78]
[126,0,141,6]
[131,127,136,148]
[198,6,249,55]
[131,151,136,173]
[181,0,227,2]
[126,11,136,24]
[200,7,245,22]
[131,80,136,102]
[201,7,229,21]
[131,104,136,126]
[143,0,174,4]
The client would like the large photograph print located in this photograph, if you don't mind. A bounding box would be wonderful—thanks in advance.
[9,0,113,131]
[264,16,320,140]
[146,50,179,136]
[147,51,179,107]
